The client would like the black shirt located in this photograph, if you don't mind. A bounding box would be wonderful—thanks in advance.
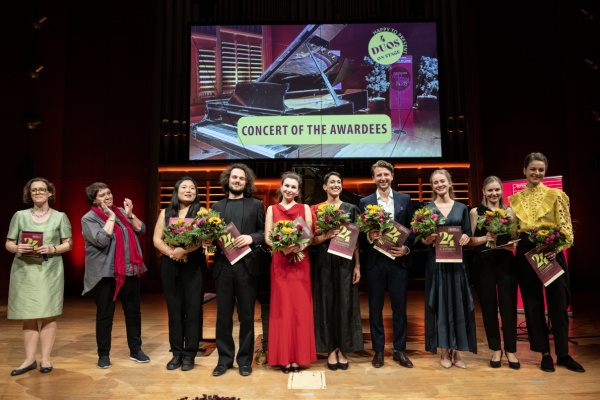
[224,198,244,232]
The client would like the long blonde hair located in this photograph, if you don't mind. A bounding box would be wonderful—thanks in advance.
[481,175,507,209]
[430,169,455,201]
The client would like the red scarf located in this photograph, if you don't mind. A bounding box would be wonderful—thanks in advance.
[92,206,144,300]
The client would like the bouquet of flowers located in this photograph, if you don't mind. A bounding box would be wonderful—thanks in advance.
[411,208,447,244]
[314,203,349,234]
[194,208,227,254]
[268,219,310,264]
[356,204,394,244]
[163,219,201,262]
[476,208,516,248]
[527,222,571,250]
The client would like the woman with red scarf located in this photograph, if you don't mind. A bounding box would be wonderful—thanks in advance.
[81,182,148,369]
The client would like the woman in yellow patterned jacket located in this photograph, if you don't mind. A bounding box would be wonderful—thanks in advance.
[509,152,584,373]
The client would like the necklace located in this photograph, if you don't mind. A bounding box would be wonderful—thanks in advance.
[31,207,50,218]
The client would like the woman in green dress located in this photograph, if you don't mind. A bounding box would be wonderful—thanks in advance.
[5,178,73,376]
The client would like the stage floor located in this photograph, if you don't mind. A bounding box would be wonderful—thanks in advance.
[1,291,599,399]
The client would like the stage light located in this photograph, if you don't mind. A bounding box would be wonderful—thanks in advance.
[28,64,45,79]
[584,57,599,71]
[31,15,48,29]
[24,115,43,130]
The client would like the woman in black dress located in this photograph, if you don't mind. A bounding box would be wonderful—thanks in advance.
[469,176,519,369]
[421,169,476,369]
[310,172,363,370]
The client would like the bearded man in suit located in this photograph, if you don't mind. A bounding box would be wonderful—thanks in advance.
[211,164,265,377]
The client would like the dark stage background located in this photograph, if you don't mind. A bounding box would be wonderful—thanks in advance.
[0,1,598,298]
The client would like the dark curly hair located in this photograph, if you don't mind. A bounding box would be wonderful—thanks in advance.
[219,163,257,198]
[23,177,56,205]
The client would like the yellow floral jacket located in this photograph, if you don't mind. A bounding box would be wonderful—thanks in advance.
[508,183,573,252]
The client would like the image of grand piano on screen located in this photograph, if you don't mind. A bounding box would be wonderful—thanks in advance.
[189,23,441,161]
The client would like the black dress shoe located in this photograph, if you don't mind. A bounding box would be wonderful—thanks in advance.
[291,365,301,373]
[239,365,252,376]
[212,365,229,376]
[166,356,183,370]
[11,361,37,376]
[490,350,502,368]
[181,356,195,371]
[372,351,384,368]
[327,351,339,371]
[40,364,53,373]
[540,355,555,372]
[505,352,520,370]
[557,355,585,373]
[393,350,413,368]
[281,365,292,374]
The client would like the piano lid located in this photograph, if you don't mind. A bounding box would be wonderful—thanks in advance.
[256,24,358,93]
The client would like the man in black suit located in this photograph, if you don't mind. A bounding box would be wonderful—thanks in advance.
[358,160,415,369]
[211,164,265,377]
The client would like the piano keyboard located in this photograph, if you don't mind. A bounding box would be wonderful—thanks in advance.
[193,123,299,159]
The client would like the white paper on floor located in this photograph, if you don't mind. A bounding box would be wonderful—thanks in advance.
[287,370,327,389]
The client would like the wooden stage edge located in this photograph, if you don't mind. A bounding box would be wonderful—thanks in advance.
[1,292,599,400]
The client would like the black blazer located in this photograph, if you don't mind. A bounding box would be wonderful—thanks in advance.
[358,189,415,268]
[211,197,265,279]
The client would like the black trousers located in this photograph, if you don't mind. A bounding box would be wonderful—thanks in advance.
[95,276,142,357]
[215,263,258,367]
[474,252,518,353]
[161,256,204,358]
[516,236,571,357]
[365,255,409,352]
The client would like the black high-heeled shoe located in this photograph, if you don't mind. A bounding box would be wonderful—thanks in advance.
[327,350,339,371]
[506,352,520,370]
[490,350,502,368]
[337,349,349,370]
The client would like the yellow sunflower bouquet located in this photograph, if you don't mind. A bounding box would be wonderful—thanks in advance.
[527,222,571,249]
[476,207,516,248]
[314,203,349,234]
[194,208,227,254]
[268,219,310,264]
[357,204,394,244]
[411,208,447,245]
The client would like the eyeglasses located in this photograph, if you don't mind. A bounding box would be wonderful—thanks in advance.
[30,188,48,194]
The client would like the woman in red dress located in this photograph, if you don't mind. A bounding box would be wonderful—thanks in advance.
[265,171,316,373]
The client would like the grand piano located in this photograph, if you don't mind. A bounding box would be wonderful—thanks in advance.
[191,24,368,159]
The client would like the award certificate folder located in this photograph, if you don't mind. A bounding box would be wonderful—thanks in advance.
[292,216,314,241]
[435,226,463,263]
[216,222,252,265]
[373,221,411,260]
[524,244,565,287]
[327,222,360,260]
[21,231,43,257]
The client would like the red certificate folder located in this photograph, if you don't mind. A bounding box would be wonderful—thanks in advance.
[21,231,43,257]
[373,221,411,260]
[525,244,565,287]
[216,222,252,265]
[327,222,360,260]
[435,226,463,263]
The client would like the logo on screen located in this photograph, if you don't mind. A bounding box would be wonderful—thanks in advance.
[368,29,407,65]
[390,66,411,91]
